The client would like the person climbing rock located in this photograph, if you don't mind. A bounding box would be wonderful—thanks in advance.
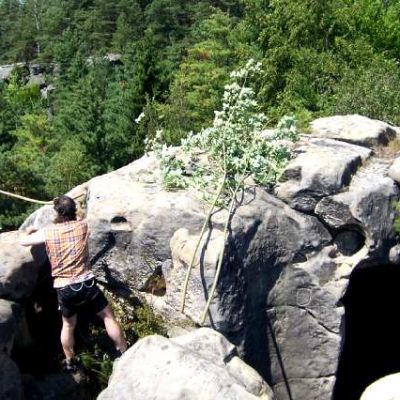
[20,195,127,372]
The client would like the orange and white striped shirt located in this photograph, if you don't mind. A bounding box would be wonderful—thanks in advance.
[44,220,94,288]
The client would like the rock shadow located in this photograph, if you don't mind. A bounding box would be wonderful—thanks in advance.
[334,264,400,400]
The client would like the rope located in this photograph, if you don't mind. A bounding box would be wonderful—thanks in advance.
[0,189,84,205]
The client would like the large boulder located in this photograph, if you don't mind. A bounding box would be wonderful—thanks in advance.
[310,115,397,147]
[275,137,371,212]
[85,155,207,290]
[98,328,274,400]
[360,373,400,400]
[0,231,47,300]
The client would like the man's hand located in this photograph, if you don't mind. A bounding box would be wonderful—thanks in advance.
[21,229,45,246]
[25,226,38,235]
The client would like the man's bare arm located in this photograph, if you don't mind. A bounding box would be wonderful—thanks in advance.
[20,229,46,246]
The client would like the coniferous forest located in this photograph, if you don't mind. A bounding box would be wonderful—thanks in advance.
[1,0,400,229]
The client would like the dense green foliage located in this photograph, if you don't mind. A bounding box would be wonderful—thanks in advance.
[1,0,400,229]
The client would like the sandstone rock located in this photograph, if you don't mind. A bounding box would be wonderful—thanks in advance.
[389,243,400,264]
[246,245,355,398]
[27,73,45,87]
[310,115,397,147]
[163,189,331,328]
[19,204,55,230]
[0,231,47,300]
[86,158,207,290]
[0,352,23,400]
[315,158,399,259]
[98,328,274,400]
[0,299,20,354]
[0,64,16,81]
[275,137,371,212]
[388,156,400,184]
[273,377,335,400]
[360,373,400,400]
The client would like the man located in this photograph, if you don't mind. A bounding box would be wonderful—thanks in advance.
[21,195,127,371]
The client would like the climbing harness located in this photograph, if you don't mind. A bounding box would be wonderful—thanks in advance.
[69,278,95,292]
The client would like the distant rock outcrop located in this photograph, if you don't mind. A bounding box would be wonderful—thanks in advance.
[2,114,400,400]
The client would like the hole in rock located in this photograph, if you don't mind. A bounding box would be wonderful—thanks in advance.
[110,216,131,231]
[334,264,400,400]
[333,228,365,256]
[110,216,128,224]
[141,265,166,296]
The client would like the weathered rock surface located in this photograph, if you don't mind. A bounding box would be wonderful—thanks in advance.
[315,158,399,259]
[360,373,400,400]
[98,328,274,400]
[164,190,331,332]
[0,299,20,354]
[310,114,397,147]
[0,231,47,300]
[0,64,16,80]
[389,243,400,264]
[0,352,23,400]
[85,156,207,290]
[275,137,371,212]
[389,156,400,184]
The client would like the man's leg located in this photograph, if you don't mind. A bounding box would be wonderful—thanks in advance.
[60,314,77,360]
[97,305,127,353]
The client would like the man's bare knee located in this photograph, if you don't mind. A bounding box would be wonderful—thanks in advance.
[62,315,77,329]
[96,304,114,320]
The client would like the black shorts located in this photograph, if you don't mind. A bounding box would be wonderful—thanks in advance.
[56,279,108,318]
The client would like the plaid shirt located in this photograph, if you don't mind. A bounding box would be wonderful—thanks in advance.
[44,220,94,288]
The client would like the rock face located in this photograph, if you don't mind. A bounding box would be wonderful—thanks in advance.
[388,156,400,184]
[164,190,331,330]
[0,231,47,300]
[315,158,398,258]
[310,114,397,147]
[275,137,371,212]
[360,373,400,400]
[2,114,400,400]
[85,157,207,290]
[98,328,274,400]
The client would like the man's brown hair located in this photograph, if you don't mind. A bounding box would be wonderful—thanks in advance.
[53,196,77,223]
